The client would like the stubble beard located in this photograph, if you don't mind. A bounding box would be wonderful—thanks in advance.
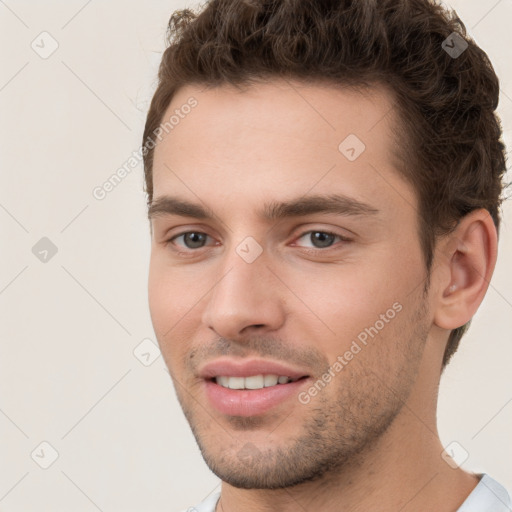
[174,305,429,490]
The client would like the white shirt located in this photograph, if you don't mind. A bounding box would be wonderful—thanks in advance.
[179,474,511,512]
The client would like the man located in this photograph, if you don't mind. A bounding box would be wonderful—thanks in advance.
[142,0,511,510]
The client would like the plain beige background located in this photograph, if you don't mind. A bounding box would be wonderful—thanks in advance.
[0,1,511,511]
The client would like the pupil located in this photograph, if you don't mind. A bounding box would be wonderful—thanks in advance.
[312,232,334,248]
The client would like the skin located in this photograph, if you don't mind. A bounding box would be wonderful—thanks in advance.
[147,79,497,512]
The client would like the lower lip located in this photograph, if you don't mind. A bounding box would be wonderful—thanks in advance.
[204,378,310,416]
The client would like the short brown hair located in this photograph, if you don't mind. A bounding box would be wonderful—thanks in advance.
[142,0,508,369]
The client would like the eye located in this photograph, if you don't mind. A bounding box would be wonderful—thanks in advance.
[166,229,349,254]
[169,231,214,250]
[294,230,349,250]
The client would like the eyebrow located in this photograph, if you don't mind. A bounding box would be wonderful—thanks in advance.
[148,193,379,222]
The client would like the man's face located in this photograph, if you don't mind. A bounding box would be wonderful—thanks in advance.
[148,80,434,488]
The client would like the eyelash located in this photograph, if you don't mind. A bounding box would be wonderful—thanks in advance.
[165,229,351,255]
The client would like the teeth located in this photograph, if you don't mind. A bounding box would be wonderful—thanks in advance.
[228,376,245,390]
[264,374,278,387]
[216,376,230,388]
[215,374,294,390]
[245,375,264,389]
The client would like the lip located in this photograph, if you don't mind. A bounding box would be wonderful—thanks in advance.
[198,358,311,416]
[198,358,310,380]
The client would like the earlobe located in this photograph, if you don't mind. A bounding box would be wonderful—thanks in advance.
[434,209,498,330]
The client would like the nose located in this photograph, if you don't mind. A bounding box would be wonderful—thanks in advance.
[201,245,286,341]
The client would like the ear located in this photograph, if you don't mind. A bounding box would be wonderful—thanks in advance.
[433,209,498,330]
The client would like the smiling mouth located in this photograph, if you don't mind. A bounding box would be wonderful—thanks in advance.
[209,374,309,390]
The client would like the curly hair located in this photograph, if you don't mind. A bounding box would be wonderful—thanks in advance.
[142,0,508,369]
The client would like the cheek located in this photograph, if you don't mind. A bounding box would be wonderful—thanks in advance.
[283,255,417,357]
[148,254,196,326]
[148,255,212,372]
[289,262,398,323]
[148,258,192,352]
[148,258,170,333]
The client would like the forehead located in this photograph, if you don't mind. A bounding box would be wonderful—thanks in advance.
[151,79,415,219]
[158,79,398,153]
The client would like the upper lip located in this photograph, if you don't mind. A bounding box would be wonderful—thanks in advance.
[198,358,310,380]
